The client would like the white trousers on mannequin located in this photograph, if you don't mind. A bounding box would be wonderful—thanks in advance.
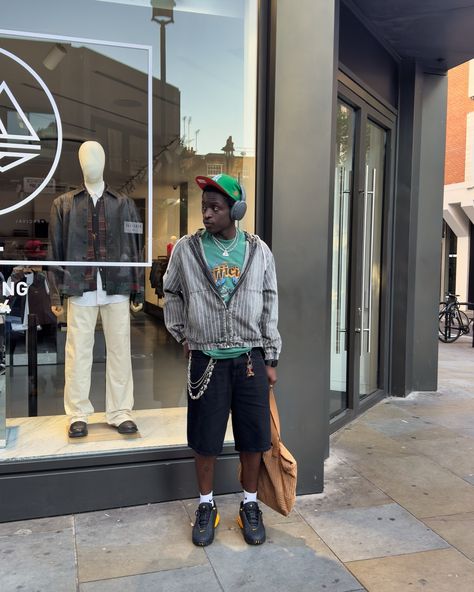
[64,299,134,425]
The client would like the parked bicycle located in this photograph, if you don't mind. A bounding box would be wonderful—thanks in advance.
[438,293,473,343]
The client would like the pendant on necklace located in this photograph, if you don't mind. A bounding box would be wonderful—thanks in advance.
[222,250,229,257]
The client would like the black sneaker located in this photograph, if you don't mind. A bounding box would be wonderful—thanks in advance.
[237,501,266,545]
[192,502,219,546]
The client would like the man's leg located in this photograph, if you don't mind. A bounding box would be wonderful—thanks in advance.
[195,453,216,496]
[190,454,219,548]
[187,353,231,546]
[239,451,262,494]
[232,350,270,545]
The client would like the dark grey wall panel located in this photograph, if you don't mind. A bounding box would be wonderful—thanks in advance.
[411,72,447,391]
[390,62,447,395]
[0,455,241,522]
[271,0,338,493]
[390,60,422,396]
[339,2,399,108]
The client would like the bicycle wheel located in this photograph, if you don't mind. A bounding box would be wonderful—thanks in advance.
[458,310,471,335]
[438,310,462,342]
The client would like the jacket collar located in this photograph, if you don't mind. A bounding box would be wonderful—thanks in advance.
[72,184,120,199]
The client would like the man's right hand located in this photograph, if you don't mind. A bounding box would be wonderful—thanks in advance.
[51,305,64,317]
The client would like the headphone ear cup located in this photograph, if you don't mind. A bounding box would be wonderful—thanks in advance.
[231,201,247,221]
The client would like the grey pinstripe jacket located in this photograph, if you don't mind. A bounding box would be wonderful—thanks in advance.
[163,230,282,360]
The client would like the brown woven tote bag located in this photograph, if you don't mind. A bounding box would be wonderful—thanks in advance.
[239,386,297,516]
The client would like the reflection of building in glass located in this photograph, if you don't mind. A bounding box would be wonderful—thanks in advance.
[0,37,180,261]
[143,140,256,312]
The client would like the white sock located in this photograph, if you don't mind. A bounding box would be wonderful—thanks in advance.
[243,489,257,504]
[200,491,213,505]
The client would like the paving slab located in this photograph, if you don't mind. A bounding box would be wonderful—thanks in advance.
[387,391,474,414]
[205,520,365,592]
[348,453,474,518]
[390,431,474,479]
[423,512,474,560]
[414,410,474,439]
[80,565,222,592]
[389,424,465,442]
[301,502,449,562]
[0,514,73,537]
[75,501,207,582]
[346,548,474,592]
[295,461,390,515]
[331,423,415,464]
[0,529,77,592]
[355,400,413,421]
[358,399,447,437]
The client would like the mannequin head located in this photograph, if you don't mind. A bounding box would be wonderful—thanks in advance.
[78,141,105,184]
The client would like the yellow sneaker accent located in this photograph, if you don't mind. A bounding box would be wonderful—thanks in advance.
[237,515,243,529]
[214,513,220,527]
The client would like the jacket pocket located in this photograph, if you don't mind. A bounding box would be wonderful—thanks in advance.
[231,288,263,341]
[186,289,225,343]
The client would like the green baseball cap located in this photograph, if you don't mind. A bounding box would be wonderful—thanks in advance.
[195,173,242,202]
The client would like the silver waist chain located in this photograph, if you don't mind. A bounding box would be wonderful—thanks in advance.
[187,352,217,400]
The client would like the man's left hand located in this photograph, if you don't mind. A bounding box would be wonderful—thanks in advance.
[266,366,277,386]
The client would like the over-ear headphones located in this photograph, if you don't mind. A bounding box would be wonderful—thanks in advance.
[230,182,247,221]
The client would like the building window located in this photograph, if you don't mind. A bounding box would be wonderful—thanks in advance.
[207,163,223,177]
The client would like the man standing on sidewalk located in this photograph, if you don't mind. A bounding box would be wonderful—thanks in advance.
[163,173,282,546]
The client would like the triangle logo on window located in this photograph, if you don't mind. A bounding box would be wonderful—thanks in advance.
[0,81,40,173]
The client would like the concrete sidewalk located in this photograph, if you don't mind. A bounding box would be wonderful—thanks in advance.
[1,338,474,591]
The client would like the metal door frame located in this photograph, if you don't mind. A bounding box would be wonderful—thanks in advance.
[330,77,396,433]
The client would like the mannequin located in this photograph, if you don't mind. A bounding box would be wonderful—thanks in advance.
[51,142,143,317]
[166,235,177,258]
[49,140,144,438]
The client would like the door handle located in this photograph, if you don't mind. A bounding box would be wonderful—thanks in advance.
[355,307,362,333]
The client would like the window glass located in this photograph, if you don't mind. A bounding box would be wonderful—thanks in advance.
[0,0,258,462]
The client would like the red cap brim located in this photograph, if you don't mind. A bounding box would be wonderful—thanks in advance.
[195,175,226,195]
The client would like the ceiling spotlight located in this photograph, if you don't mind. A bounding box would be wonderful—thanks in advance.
[43,44,67,71]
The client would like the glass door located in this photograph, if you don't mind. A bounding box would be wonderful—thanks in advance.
[330,101,355,417]
[330,87,393,423]
[359,121,386,398]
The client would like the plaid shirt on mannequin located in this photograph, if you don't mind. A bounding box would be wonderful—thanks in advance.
[84,196,108,290]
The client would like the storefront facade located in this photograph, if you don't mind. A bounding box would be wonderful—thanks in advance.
[0,0,467,521]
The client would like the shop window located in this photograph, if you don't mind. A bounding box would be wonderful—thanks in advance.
[0,0,258,463]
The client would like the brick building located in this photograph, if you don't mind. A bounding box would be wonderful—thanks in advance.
[443,62,474,302]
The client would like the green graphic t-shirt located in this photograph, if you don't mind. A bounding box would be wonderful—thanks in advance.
[201,229,251,359]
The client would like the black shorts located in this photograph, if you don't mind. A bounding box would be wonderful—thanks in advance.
[187,348,271,456]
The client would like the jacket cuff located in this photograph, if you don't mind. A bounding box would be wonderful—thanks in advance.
[263,348,279,361]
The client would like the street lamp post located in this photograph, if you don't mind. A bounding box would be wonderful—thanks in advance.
[151,0,175,84]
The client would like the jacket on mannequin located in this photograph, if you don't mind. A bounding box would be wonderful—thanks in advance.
[48,185,144,307]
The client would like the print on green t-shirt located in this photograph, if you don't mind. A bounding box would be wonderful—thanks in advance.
[201,229,251,359]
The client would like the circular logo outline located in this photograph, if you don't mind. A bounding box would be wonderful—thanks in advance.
[0,47,63,215]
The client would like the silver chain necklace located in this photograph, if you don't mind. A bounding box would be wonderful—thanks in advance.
[211,229,240,257]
